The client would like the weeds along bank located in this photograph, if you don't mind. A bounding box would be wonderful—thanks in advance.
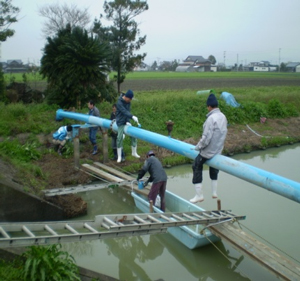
[0,85,300,193]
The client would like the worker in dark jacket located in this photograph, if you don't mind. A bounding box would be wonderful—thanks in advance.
[88,100,100,155]
[116,90,140,163]
[110,104,125,161]
[137,150,167,211]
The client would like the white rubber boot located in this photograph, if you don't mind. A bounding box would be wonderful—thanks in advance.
[117,148,122,163]
[211,180,218,198]
[190,183,204,203]
[131,146,140,158]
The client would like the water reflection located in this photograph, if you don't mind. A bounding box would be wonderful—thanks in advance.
[104,235,164,281]
[101,233,250,281]
[155,234,250,281]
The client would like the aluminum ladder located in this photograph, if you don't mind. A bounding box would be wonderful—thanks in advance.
[42,181,131,197]
[0,210,245,248]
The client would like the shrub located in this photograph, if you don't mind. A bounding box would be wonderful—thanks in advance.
[267,99,287,118]
[22,244,80,281]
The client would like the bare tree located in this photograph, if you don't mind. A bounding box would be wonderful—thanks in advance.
[38,3,91,38]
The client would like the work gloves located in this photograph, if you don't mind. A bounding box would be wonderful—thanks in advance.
[132,116,139,123]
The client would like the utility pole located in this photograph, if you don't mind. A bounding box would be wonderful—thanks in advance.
[223,51,226,68]
[237,54,239,72]
[278,48,281,72]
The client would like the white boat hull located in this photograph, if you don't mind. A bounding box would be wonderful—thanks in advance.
[131,190,220,249]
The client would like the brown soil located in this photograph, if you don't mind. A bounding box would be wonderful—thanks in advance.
[119,77,300,92]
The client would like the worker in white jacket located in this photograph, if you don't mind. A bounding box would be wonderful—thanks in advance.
[190,94,227,203]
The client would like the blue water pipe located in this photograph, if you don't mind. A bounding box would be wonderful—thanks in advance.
[56,109,300,204]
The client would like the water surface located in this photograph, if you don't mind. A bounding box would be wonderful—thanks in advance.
[67,144,300,280]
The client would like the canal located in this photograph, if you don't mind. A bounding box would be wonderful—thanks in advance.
[66,144,300,280]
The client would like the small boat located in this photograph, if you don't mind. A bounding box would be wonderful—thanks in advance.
[131,190,220,249]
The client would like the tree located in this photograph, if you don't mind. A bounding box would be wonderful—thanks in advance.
[40,25,114,108]
[93,0,148,93]
[151,60,157,71]
[208,55,216,65]
[0,0,19,42]
[279,62,287,72]
[170,59,179,71]
[38,3,91,38]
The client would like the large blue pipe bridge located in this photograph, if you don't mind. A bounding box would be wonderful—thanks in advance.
[56,109,300,204]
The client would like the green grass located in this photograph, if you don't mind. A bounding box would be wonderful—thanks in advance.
[4,72,44,83]
[5,71,300,82]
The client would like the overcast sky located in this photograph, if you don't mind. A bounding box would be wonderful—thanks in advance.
[2,0,300,66]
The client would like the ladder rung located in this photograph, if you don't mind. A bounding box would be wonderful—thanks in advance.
[191,213,206,220]
[134,216,148,224]
[182,213,195,220]
[84,223,98,233]
[101,222,110,230]
[22,225,35,238]
[171,214,186,221]
[160,214,173,222]
[202,213,214,218]
[148,215,162,223]
[65,224,79,234]
[211,211,222,217]
[219,211,234,217]
[44,225,58,236]
[103,217,119,227]
[0,226,10,238]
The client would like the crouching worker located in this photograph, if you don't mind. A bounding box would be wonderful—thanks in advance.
[52,125,73,155]
[136,150,167,211]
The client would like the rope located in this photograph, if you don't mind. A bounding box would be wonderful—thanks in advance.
[200,218,235,233]
[202,225,250,279]
[131,180,137,191]
[237,221,300,265]
[246,124,270,138]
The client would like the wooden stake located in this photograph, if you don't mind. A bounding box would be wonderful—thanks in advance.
[217,199,221,210]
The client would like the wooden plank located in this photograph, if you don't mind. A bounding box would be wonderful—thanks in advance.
[81,163,150,196]
[93,162,133,181]
[81,164,123,182]
[209,222,300,281]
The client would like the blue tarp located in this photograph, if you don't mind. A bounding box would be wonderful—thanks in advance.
[220,92,240,108]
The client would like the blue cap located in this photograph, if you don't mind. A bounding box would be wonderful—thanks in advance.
[125,89,134,99]
[206,93,218,107]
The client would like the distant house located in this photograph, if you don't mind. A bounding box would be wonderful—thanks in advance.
[248,61,277,72]
[2,60,29,73]
[286,62,300,72]
[176,56,212,72]
[134,62,150,71]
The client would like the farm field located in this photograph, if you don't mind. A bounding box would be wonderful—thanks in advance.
[5,71,300,92]
[118,71,300,92]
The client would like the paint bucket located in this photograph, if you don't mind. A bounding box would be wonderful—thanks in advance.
[138,180,144,189]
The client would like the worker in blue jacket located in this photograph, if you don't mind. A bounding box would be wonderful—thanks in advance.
[52,125,73,155]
